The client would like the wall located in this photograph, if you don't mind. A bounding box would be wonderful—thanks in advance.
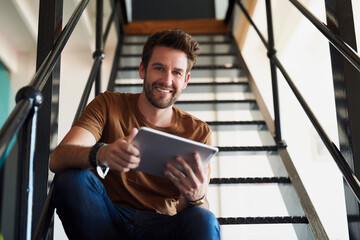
[238,0,351,239]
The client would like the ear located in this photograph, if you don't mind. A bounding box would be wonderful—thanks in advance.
[182,72,191,90]
[139,62,145,79]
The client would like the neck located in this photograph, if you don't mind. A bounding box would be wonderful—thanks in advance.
[138,92,175,127]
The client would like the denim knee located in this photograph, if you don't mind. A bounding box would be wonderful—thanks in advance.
[175,207,220,239]
[52,169,102,203]
[185,207,219,229]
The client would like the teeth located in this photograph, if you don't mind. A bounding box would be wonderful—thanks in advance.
[156,87,171,93]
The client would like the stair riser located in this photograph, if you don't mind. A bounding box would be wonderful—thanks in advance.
[117,68,244,78]
[121,43,236,55]
[119,55,240,67]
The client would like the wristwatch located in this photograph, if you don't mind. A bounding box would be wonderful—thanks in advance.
[187,195,205,207]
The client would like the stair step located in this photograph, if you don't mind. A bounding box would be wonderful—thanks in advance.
[207,121,265,126]
[176,100,256,104]
[115,82,248,87]
[210,177,291,184]
[217,216,308,225]
[123,34,231,43]
[122,40,233,45]
[118,64,241,71]
[218,146,278,152]
[120,53,238,58]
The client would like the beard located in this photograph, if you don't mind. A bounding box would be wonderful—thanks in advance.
[143,74,183,109]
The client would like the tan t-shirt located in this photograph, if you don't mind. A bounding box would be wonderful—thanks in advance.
[74,91,212,215]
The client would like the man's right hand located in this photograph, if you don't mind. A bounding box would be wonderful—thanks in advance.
[97,128,140,173]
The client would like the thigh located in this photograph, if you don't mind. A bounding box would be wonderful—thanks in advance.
[130,210,178,240]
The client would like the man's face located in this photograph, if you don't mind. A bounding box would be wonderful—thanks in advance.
[139,46,190,109]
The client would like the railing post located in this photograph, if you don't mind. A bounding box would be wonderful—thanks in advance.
[14,1,63,239]
[324,0,360,238]
[265,0,282,143]
[95,0,104,96]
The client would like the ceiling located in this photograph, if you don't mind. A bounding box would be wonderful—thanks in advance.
[0,0,114,58]
[0,0,227,72]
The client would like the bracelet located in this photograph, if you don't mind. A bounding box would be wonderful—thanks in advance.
[89,142,107,168]
[89,142,109,179]
[187,195,205,207]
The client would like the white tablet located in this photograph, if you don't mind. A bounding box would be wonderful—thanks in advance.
[131,127,218,177]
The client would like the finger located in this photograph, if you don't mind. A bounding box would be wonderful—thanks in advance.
[109,142,140,163]
[164,169,188,193]
[112,138,140,157]
[192,152,205,182]
[120,141,140,157]
[174,157,199,187]
[110,156,140,170]
[124,128,138,143]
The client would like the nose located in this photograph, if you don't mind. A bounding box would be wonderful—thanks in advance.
[162,70,172,86]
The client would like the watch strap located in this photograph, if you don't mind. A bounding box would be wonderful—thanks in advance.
[88,142,107,169]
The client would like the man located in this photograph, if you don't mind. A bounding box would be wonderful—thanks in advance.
[50,29,220,239]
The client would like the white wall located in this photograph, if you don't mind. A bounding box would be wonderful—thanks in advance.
[240,0,351,239]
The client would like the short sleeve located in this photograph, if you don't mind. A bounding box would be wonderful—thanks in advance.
[73,93,108,141]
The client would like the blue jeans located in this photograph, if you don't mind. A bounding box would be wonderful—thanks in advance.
[52,169,220,240]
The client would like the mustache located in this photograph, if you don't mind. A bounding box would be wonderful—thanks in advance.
[152,82,176,92]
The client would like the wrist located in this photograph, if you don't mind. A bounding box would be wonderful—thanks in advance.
[89,142,109,179]
[186,195,205,207]
[96,144,107,167]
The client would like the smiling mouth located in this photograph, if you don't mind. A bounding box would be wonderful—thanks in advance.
[156,87,172,93]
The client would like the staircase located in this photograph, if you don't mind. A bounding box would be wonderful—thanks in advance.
[112,33,325,239]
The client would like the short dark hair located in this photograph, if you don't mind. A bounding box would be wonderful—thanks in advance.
[141,29,201,74]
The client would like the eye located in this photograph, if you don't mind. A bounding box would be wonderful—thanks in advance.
[154,66,163,71]
[173,71,182,76]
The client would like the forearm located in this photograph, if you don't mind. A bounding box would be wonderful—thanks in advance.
[50,144,92,173]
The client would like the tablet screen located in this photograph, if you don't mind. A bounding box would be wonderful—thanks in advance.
[131,127,218,177]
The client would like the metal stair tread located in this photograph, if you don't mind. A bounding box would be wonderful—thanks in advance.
[115,82,249,87]
[218,146,279,152]
[119,52,238,57]
[118,64,242,71]
[206,120,265,126]
[176,99,256,104]
[210,177,291,184]
[217,216,308,225]
[122,40,233,45]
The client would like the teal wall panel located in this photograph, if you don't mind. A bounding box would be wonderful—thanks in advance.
[0,62,15,168]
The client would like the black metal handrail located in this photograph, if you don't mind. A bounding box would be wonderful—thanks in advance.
[73,56,104,124]
[0,0,126,238]
[0,1,90,239]
[289,0,360,72]
[236,0,360,203]
[33,1,125,239]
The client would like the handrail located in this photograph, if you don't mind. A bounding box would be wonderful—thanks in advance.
[0,0,89,161]
[0,0,90,239]
[272,55,360,202]
[73,56,103,124]
[289,0,360,72]
[237,2,268,49]
[103,1,117,45]
[236,0,360,203]
[33,0,124,239]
